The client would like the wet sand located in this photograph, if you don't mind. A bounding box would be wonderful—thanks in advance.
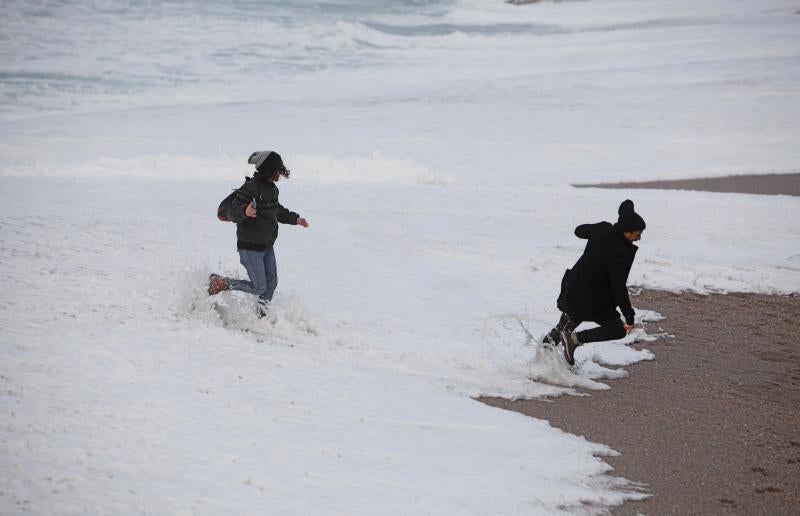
[573,173,800,196]
[481,173,800,513]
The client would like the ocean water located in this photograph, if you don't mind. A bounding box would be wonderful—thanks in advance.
[2,0,647,118]
[0,0,520,117]
[1,0,799,182]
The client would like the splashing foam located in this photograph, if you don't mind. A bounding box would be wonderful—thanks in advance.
[527,343,611,390]
[176,268,319,346]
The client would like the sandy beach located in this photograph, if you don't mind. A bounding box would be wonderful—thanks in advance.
[482,174,800,514]
[483,291,800,514]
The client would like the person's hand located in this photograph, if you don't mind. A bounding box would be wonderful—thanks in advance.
[297,217,309,227]
[245,203,257,218]
[624,324,634,334]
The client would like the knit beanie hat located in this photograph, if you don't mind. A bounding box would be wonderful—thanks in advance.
[617,199,646,232]
[248,150,289,177]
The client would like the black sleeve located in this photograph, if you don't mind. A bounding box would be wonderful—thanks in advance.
[575,221,611,239]
[276,202,300,225]
[607,251,635,325]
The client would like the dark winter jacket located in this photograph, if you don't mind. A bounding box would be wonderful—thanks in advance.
[561,221,638,325]
[226,174,299,251]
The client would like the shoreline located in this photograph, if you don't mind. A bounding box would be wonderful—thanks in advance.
[573,173,800,197]
[483,173,799,513]
[481,290,800,514]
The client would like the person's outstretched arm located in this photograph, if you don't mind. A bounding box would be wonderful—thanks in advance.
[575,221,610,239]
[276,202,300,224]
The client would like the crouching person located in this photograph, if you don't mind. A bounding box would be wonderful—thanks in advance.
[546,199,645,365]
[209,151,309,317]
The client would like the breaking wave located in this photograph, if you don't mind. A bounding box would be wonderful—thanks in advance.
[0,152,455,186]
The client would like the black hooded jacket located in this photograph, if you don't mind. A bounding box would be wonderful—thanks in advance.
[226,173,299,250]
[562,221,638,325]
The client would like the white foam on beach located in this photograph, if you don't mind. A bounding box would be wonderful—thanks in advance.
[2,168,796,513]
[2,0,799,513]
[2,177,657,515]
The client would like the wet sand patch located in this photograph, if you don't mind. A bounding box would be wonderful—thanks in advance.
[573,173,800,196]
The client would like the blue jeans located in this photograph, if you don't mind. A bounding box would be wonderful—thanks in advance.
[228,247,278,303]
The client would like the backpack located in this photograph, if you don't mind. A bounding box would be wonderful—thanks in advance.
[217,190,238,222]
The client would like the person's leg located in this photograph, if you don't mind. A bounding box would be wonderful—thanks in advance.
[260,247,278,303]
[547,312,580,344]
[557,313,585,366]
[228,249,268,296]
[576,315,627,344]
[252,248,278,318]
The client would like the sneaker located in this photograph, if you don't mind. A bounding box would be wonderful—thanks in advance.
[256,298,270,319]
[208,274,229,295]
[560,330,580,366]
[544,330,562,347]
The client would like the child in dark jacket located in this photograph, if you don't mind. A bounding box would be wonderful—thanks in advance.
[547,200,646,365]
[208,151,309,317]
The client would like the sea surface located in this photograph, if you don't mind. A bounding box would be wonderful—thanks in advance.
[1,0,799,183]
[0,0,550,118]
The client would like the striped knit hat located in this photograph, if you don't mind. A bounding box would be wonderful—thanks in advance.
[248,151,289,177]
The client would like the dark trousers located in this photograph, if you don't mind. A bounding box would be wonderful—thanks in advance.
[548,312,626,345]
